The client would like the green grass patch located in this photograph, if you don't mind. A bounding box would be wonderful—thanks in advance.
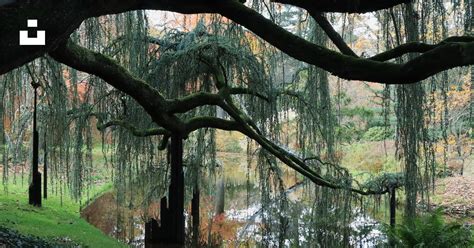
[0,183,125,248]
[342,141,400,180]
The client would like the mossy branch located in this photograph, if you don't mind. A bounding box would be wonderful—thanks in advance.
[2,0,474,84]
[97,120,169,137]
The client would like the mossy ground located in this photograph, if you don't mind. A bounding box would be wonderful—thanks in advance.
[0,144,124,247]
[0,182,125,247]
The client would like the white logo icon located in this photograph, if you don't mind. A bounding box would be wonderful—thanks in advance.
[19,19,45,46]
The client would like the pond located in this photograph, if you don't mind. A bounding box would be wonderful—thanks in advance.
[81,152,388,247]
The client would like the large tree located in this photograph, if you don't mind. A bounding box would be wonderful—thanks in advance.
[0,0,472,246]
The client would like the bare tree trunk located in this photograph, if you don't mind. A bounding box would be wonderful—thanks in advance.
[387,187,397,247]
[191,185,200,247]
[390,187,396,227]
[402,2,420,222]
[28,85,41,207]
[43,133,47,199]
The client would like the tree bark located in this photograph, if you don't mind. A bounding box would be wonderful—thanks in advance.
[43,133,47,199]
[390,187,396,227]
[28,85,41,206]
[402,2,420,222]
[191,186,200,247]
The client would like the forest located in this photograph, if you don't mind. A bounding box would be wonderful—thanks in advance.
[0,0,473,247]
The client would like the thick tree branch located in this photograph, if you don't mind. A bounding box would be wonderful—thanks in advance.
[2,0,474,84]
[166,87,269,114]
[166,92,222,114]
[184,116,244,135]
[206,62,392,195]
[219,97,385,195]
[214,1,474,84]
[369,36,474,61]
[49,36,389,195]
[49,39,186,133]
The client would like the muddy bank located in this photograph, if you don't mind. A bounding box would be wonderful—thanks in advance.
[80,191,147,246]
[81,192,118,236]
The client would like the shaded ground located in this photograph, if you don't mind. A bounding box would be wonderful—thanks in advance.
[0,226,79,248]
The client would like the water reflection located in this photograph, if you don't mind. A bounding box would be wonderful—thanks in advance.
[81,153,386,247]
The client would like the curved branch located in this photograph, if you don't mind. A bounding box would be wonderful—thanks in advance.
[97,119,170,137]
[166,92,222,114]
[50,35,390,196]
[312,13,357,57]
[223,99,385,195]
[369,36,474,61]
[2,0,474,84]
[207,63,372,193]
[49,39,187,133]
[184,116,244,135]
[214,1,474,84]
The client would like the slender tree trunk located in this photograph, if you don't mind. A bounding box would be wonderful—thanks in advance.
[43,133,47,199]
[0,82,6,185]
[390,187,396,227]
[402,2,420,222]
[191,185,200,247]
[470,6,473,165]
[28,85,41,206]
[387,187,397,247]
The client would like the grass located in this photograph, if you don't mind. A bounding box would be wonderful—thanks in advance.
[341,141,400,183]
[0,143,123,247]
[0,182,125,247]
